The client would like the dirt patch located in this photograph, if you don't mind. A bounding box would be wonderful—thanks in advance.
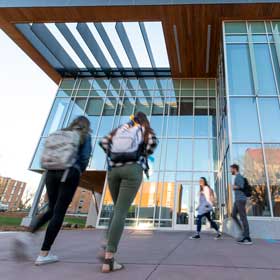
[0,212,27,218]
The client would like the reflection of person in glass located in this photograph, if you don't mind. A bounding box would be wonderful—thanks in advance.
[190,177,222,240]
[231,164,252,245]
[99,112,158,273]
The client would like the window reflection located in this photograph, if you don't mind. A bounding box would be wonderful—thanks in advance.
[253,44,277,95]
[232,144,271,217]
[177,139,192,171]
[30,138,46,170]
[178,98,193,137]
[230,98,260,142]
[264,144,280,217]
[176,183,191,225]
[258,98,280,142]
[167,99,179,137]
[67,98,87,125]
[138,174,158,219]
[193,139,209,171]
[43,98,70,136]
[227,44,254,95]
[90,141,106,170]
[165,139,177,171]
[270,44,280,90]
[160,173,175,227]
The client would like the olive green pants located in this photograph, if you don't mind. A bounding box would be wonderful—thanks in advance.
[106,163,143,253]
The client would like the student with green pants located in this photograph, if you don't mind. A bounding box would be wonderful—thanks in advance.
[99,112,158,273]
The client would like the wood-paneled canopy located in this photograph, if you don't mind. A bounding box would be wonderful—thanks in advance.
[0,3,280,83]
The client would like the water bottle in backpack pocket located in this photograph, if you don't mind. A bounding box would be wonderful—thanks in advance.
[109,125,144,163]
[40,130,80,170]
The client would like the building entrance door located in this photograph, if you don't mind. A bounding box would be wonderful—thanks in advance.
[173,181,201,230]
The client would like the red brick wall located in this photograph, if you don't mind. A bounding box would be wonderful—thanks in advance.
[0,176,26,211]
[68,187,92,214]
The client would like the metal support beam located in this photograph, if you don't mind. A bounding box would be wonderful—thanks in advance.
[31,23,78,70]
[86,192,102,228]
[94,23,123,69]
[115,22,139,69]
[139,22,156,68]
[77,23,111,69]
[21,171,47,227]
[16,23,63,70]
[55,23,96,71]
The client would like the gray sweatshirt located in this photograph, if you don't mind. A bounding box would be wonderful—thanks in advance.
[234,173,247,201]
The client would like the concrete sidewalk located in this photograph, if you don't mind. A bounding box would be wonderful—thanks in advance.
[1,230,280,280]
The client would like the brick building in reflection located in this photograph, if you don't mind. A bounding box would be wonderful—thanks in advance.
[0,176,26,211]
[244,148,280,217]
[68,187,93,214]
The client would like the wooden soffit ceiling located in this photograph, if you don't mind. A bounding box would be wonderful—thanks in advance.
[0,3,280,83]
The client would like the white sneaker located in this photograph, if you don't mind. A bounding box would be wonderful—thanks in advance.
[35,254,59,266]
[13,233,33,261]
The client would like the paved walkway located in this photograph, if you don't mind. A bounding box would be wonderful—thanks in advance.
[1,230,280,280]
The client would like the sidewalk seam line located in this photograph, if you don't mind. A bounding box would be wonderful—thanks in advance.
[145,234,188,280]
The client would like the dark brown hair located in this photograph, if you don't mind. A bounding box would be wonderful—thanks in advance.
[110,112,154,144]
[65,116,91,145]
[200,177,209,192]
[134,112,154,144]
[230,163,239,172]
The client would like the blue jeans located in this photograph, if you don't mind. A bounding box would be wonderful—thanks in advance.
[196,211,219,233]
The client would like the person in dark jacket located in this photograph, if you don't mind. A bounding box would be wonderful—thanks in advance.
[15,116,92,265]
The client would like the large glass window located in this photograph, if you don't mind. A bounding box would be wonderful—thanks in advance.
[253,44,277,95]
[193,139,209,171]
[31,77,218,229]
[264,144,280,217]
[226,44,254,95]
[224,21,280,218]
[232,144,271,217]
[177,139,192,171]
[230,98,260,142]
[42,98,70,136]
[258,98,280,142]
[178,98,193,137]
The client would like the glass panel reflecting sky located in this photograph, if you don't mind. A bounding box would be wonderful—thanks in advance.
[258,98,280,142]
[253,44,277,95]
[226,44,254,95]
[230,98,260,142]
[224,21,280,219]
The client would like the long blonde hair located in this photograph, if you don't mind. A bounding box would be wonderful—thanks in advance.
[65,116,91,145]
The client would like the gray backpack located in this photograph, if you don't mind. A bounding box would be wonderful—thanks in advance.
[40,130,80,170]
[109,125,144,163]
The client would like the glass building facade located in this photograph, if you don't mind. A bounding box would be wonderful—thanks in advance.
[221,21,280,219]
[30,20,280,231]
[31,77,218,230]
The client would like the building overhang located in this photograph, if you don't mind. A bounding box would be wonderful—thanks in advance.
[0,1,279,8]
[0,2,280,83]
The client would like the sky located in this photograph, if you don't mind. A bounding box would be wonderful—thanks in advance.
[0,29,57,193]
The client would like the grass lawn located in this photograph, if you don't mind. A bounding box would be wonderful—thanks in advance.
[0,216,22,227]
[64,217,86,227]
[0,215,86,228]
